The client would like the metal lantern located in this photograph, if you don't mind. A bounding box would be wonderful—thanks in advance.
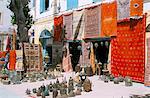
[69,46,72,50]
[100,42,103,46]
[86,46,90,50]
[77,45,82,50]
[94,43,98,48]
[105,41,109,47]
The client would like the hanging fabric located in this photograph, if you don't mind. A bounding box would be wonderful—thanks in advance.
[84,5,100,39]
[62,43,73,72]
[117,0,130,20]
[54,15,63,42]
[145,38,150,86]
[82,42,91,65]
[0,51,6,58]
[130,0,143,17]
[15,50,24,71]
[6,36,11,51]
[63,13,73,40]
[101,1,117,37]
[9,50,16,71]
[111,15,146,83]
[73,9,84,40]
[90,43,95,74]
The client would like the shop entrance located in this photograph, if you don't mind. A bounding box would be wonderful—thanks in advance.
[45,45,52,64]
[39,29,53,65]
[93,40,110,74]
[69,41,82,71]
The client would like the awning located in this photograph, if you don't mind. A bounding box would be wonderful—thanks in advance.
[83,37,111,42]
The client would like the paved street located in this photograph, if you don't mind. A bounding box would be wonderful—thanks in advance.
[0,72,150,98]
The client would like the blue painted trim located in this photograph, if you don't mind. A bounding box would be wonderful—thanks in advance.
[67,0,78,10]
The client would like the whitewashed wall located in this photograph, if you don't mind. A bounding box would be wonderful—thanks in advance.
[0,0,12,32]
[78,0,93,7]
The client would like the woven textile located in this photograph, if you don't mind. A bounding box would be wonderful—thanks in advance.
[62,43,73,72]
[145,38,150,86]
[90,43,96,74]
[111,16,146,83]
[6,36,11,51]
[84,6,100,39]
[82,42,91,65]
[130,0,143,17]
[101,1,117,37]
[9,50,16,71]
[63,13,73,40]
[73,10,84,40]
[54,15,63,42]
[15,50,23,71]
[0,51,6,58]
[117,0,130,20]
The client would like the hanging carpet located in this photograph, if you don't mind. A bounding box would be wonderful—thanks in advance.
[84,5,100,39]
[73,10,84,40]
[101,1,117,37]
[9,50,16,71]
[54,15,63,42]
[130,0,143,17]
[117,0,130,20]
[63,13,73,40]
[111,15,146,83]
[145,38,150,86]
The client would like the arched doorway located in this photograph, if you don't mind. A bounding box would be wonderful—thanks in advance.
[39,29,53,65]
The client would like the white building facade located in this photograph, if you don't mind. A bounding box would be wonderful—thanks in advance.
[31,0,103,65]
[0,0,13,51]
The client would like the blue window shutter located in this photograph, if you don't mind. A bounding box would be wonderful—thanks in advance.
[67,0,78,10]
[93,0,101,3]
[40,0,45,13]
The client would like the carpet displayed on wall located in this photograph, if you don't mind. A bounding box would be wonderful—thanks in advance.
[73,10,84,40]
[145,38,150,86]
[82,42,91,65]
[90,43,96,74]
[84,5,100,39]
[117,0,130,20]
[130,0,143,17]
[62,43,72,72]
[63,13,73,40]
[101,1,117,37]
[0,51,6,58]
[54,15,63,42]
[8,50,16,71]
[15,50,24,71]
[111,15,146,83]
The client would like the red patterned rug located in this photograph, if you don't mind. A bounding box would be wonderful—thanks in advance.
[111,15,146,83]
